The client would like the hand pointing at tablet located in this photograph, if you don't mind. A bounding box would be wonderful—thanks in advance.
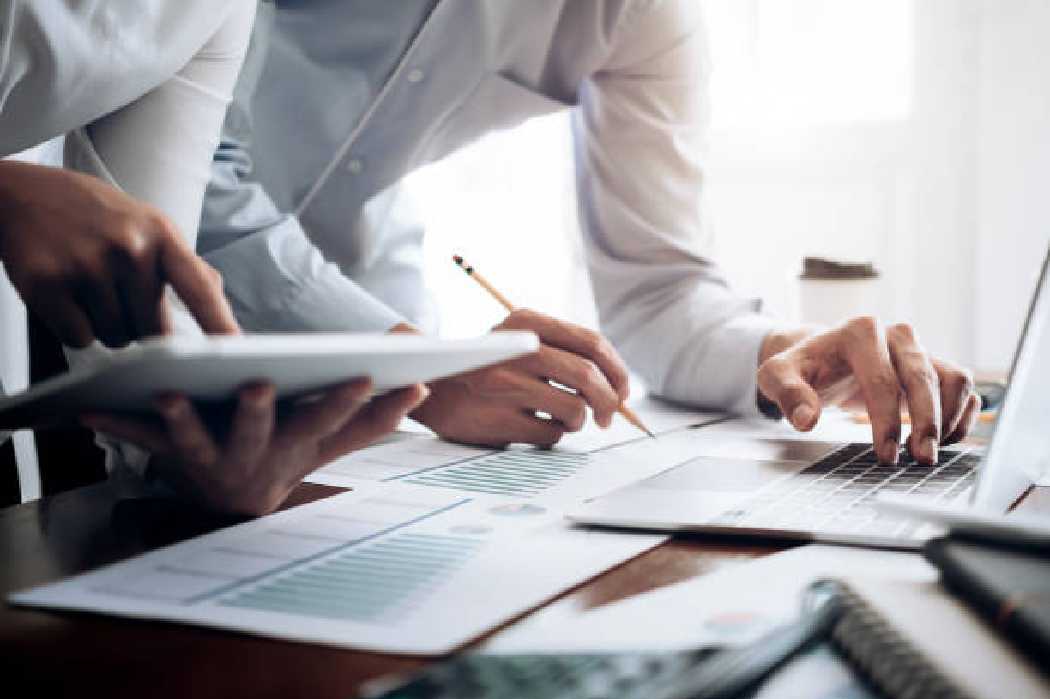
[0,161,240,347]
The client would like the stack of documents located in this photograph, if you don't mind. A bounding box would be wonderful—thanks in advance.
[11,399,720,654]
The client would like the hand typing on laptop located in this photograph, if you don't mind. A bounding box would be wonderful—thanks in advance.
[82,379,428,516]
[757,317,979,466]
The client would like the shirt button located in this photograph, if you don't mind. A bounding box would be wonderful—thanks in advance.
[406,68,425,84]
[346,158,364,174]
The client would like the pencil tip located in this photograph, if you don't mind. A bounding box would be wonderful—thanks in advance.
[452,255,464,266]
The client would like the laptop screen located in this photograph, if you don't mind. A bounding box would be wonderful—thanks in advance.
[973,246,1050,510]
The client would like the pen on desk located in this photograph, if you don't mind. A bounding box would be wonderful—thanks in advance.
[453,254,656,439]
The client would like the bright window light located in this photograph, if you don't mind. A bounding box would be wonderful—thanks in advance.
[705,0,914,127]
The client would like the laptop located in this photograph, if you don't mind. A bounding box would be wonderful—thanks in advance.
[569,248,1050,549]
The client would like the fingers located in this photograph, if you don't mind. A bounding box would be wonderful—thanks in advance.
[469,360,595,430]
[78,273,133,348]
[500,309,630,402]
[530,380,590,432]
[27,288,94,349]
[839,318,903,464]
[317,384,429,465]
[502,411,566,448]
[224,383,277,467]
[934,358,977,441]
[944,391,980,445]
[155,393,221,467]
[280,378,373,443]
[158,229,240,336]
[81,413,170,453]
[886,324,941,465]
[518,346,613,427]
[756,354,822,431]
[117,244,167,340]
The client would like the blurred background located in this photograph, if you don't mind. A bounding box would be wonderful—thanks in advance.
[408,0,1050,376]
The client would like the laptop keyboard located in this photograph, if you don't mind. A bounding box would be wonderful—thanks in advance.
[712,443,980,539]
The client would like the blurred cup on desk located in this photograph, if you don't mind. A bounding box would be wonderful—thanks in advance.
[798,257,882,326]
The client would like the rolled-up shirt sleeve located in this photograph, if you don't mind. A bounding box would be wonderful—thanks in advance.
[57,1,256,477]
[197,4,406,334]
[199,197,406,333]
[573,0,787,417]
[0,0,245,157]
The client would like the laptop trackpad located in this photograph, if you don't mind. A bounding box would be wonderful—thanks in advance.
[572,456,806,528]
[642,456,803,493]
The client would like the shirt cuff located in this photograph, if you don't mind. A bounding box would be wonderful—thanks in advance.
[697,313,791,419]
[282,272,405,332]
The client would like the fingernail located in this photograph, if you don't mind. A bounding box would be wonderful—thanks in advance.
[791,405,815,429]
[924,437,939,465]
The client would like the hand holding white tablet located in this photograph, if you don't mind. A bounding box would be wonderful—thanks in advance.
[0,332,539,429]
[7,331,538,515]
[85,379,428,516]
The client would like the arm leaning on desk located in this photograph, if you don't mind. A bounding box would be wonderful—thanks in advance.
[1,478,1047,699]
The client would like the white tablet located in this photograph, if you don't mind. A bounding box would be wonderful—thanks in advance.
[0,332,538,429]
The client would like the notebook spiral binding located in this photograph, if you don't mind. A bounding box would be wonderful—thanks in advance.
[808,579,973,699]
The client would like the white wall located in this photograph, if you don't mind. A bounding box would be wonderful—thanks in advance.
[409,0,1050,375]
[974,0,1050,372]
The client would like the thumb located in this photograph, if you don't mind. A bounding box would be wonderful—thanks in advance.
[757,355,823,431]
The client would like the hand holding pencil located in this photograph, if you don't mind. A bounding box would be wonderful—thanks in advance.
[451,254,655,439]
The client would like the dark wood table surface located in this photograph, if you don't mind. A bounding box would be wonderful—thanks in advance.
[2,475,1046,698]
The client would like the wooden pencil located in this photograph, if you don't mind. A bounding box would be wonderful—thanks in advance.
[453,254,656,439]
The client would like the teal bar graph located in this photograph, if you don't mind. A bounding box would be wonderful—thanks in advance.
[220,533,484,622]
[403,451,589,496]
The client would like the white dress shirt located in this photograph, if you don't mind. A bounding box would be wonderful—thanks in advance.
[200,0,787,417]
[0,0,255,486]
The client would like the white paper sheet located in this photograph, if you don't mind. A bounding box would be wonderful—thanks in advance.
[13,404,884,655]
[10,481,663,654]
[11,399,720,654]
[308,397,724,493]
[482,543,937,654]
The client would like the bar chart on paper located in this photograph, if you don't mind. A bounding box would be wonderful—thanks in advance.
[308,399,724,496]
[311,437,592,497]
[402,450,590,496]
[220,532,485,623]
[82,491,475,611]
[10,483,664,654]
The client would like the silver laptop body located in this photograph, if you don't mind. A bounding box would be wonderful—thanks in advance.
[569,248,1050,549]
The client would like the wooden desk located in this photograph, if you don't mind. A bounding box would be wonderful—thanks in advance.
[2,478,1046,698]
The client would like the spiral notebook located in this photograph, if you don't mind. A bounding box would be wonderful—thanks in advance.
[814,577,1049,699]
[359,576,1050,699]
